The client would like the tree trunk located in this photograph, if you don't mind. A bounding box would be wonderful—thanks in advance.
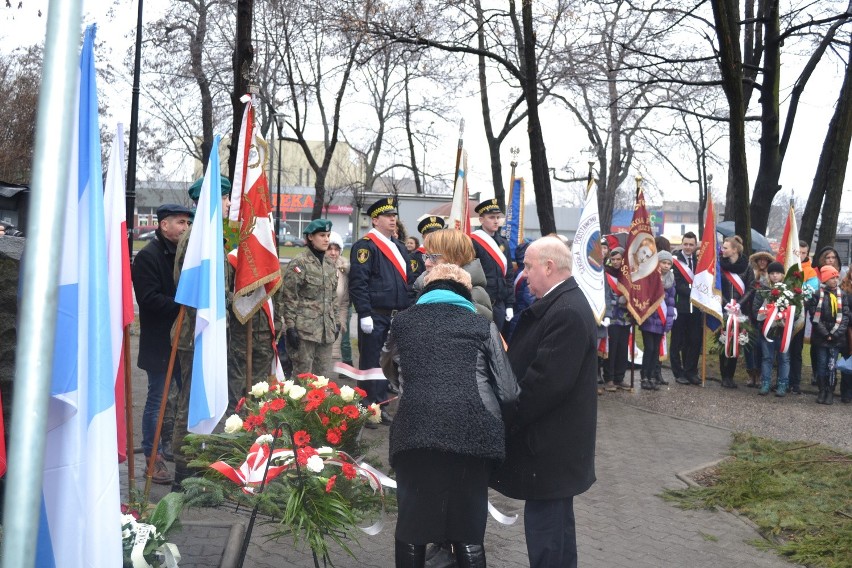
[597,152,612,233]
[229,0,254,180]
[522,0,555,235]
[749,0,781,235]
[808,42,852,252]
[711,0,752,252]
[476,0,506,209]
[403,68,422,194]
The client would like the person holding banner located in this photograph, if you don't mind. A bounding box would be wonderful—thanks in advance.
[718,236,756,389]
[672,232,703,385]
[639,251,675,390]
[604,248,633,391]
[471,199,515,333]
[349,197,413,422]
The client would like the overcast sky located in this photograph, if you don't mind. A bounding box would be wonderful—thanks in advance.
[3,0,852,230]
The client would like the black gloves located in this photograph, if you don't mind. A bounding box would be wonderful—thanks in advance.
[286,328,301,351]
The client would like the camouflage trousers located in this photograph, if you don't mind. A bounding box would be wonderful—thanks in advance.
[290,339,334,378]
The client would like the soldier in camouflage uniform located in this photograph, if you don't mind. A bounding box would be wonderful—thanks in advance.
[276,219,339,378]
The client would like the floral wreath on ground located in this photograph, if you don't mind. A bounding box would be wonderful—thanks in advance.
[180,373,392,563]
[709,300,754,358]
[121,492,184,568]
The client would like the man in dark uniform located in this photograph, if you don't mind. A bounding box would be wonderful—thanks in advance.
[349,197,413,424]
[470,198,515,333]
[411,215,446,280]
[672,231,703,385]
[132,204,192,483]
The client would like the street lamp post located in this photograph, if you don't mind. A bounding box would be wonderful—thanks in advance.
[274,113,285,241]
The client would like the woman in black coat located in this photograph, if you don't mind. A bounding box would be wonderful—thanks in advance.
[718,235,756,388]
[381,263,519,568]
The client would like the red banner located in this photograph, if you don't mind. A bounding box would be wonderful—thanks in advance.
[616,185,664,325]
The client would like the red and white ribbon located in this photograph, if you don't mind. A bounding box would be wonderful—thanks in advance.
[724,300,741,358]
[762,303,796,353]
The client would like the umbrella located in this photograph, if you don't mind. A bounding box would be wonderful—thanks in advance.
[716,221,772,253]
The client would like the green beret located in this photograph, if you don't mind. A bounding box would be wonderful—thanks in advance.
[187,175,232,202]
[303,218,332,235]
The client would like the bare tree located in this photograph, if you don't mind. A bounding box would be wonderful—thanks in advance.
[141,0,233,171]
[0,46,40,183]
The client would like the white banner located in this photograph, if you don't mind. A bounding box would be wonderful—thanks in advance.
[571,182,607,323]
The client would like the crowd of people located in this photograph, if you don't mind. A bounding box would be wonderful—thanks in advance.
[130,182,850,568]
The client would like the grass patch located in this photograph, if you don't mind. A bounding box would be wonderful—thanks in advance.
[662,433,852,568]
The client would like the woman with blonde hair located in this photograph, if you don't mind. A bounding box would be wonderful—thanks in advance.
[381,263,519,568]
[414,229,493,320]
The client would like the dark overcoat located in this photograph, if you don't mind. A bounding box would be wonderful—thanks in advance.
[490,277,597,500]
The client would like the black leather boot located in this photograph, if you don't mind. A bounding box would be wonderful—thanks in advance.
[655,368,669,385]
[394,540,426,568]
[825,381,835,405]
[816,376,827,404]
[453,543,486,568]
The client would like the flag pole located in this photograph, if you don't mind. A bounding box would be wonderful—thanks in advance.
[1,3,83,566]
[702,313,707,387]
[452,119,465,194]
[630,324,636,391]
[246,318,254,396]
[123,327,137,491]
[145,306,185,499]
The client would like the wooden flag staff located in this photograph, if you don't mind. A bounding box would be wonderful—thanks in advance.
[123,327,136,492]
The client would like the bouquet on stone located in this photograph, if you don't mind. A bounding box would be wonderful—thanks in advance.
[181,373,390,562]
[121,492,183,568]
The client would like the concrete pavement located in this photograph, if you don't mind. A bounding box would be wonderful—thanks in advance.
[123,360,799,567]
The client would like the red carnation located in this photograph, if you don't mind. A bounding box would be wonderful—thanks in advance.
[268,398,286,411]
[771,289,780,297]
[794,287,802,294]
[328,382,341,395]
[320,414,330,426]
[235,397,246,413]
[342,405,360,419]
[293,430,311,447]
[330,406,342,415]
[353,387,367,398]
[339,421,348,432]
[297,373,316,380]
[296,445,318,466]
[326,428,342,445]
[341,463,357,480]
[243,414,263,431]
[325,475,337,493]
[305,399,322,412]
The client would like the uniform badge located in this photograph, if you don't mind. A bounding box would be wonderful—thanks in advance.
[410,259,419,271]
[292,265,302,274]
[499,244,506,251]
[357,249,370,263]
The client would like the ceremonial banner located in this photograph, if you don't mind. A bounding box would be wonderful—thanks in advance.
[104,123,134,462]
[176,136,229,435]
[37,26,122,567]
[502,177,525,260]
[690,199,723,329]
[448,138,471,234]
[572,179,606,323]
[229,94,282,324]
[776,204,801,276]
[616,185,664,325]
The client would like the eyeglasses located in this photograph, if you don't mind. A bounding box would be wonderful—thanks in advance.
[423,252,443,263]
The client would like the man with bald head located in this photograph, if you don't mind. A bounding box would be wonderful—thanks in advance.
[490,236,598,568]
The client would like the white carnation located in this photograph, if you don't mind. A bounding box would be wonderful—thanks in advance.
[288,385,307,400]
[306,454,325,473]
[256,434,274,446]
[312,376,329,388]
[251,381,270,398]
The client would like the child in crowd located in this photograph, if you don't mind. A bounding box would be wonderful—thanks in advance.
[807,265,849,405]
[639,251,676,391]
[754,262,792,396]
[745,251,774,387]
[604,248,633,391]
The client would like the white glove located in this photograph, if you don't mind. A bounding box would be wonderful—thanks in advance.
[360,316,374,334]
[505,307,514,321]
[672,308,678,320]
[602,317,611,328]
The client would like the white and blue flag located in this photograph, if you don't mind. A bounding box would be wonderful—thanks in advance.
[36,24,122,567]
[175,137,228,434]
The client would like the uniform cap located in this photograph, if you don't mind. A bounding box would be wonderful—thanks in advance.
[474,198,503,216]
[303,219,332,235]
[187,175,232,202]
[417,216,446,235]
[367,197,398,218]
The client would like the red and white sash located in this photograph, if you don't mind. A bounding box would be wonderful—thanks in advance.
[656,304,668,359]
[722,270,745,296]
[514,271,526,293]
[761,303,796,353]
[471,229,507,276]
[605,273,621,295]
[366,228,408,283]
[673,257,694,284]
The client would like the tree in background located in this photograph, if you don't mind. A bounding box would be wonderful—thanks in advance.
[0,46,40,184]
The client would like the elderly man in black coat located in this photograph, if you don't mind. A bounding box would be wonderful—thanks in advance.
[490,236,598,568]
